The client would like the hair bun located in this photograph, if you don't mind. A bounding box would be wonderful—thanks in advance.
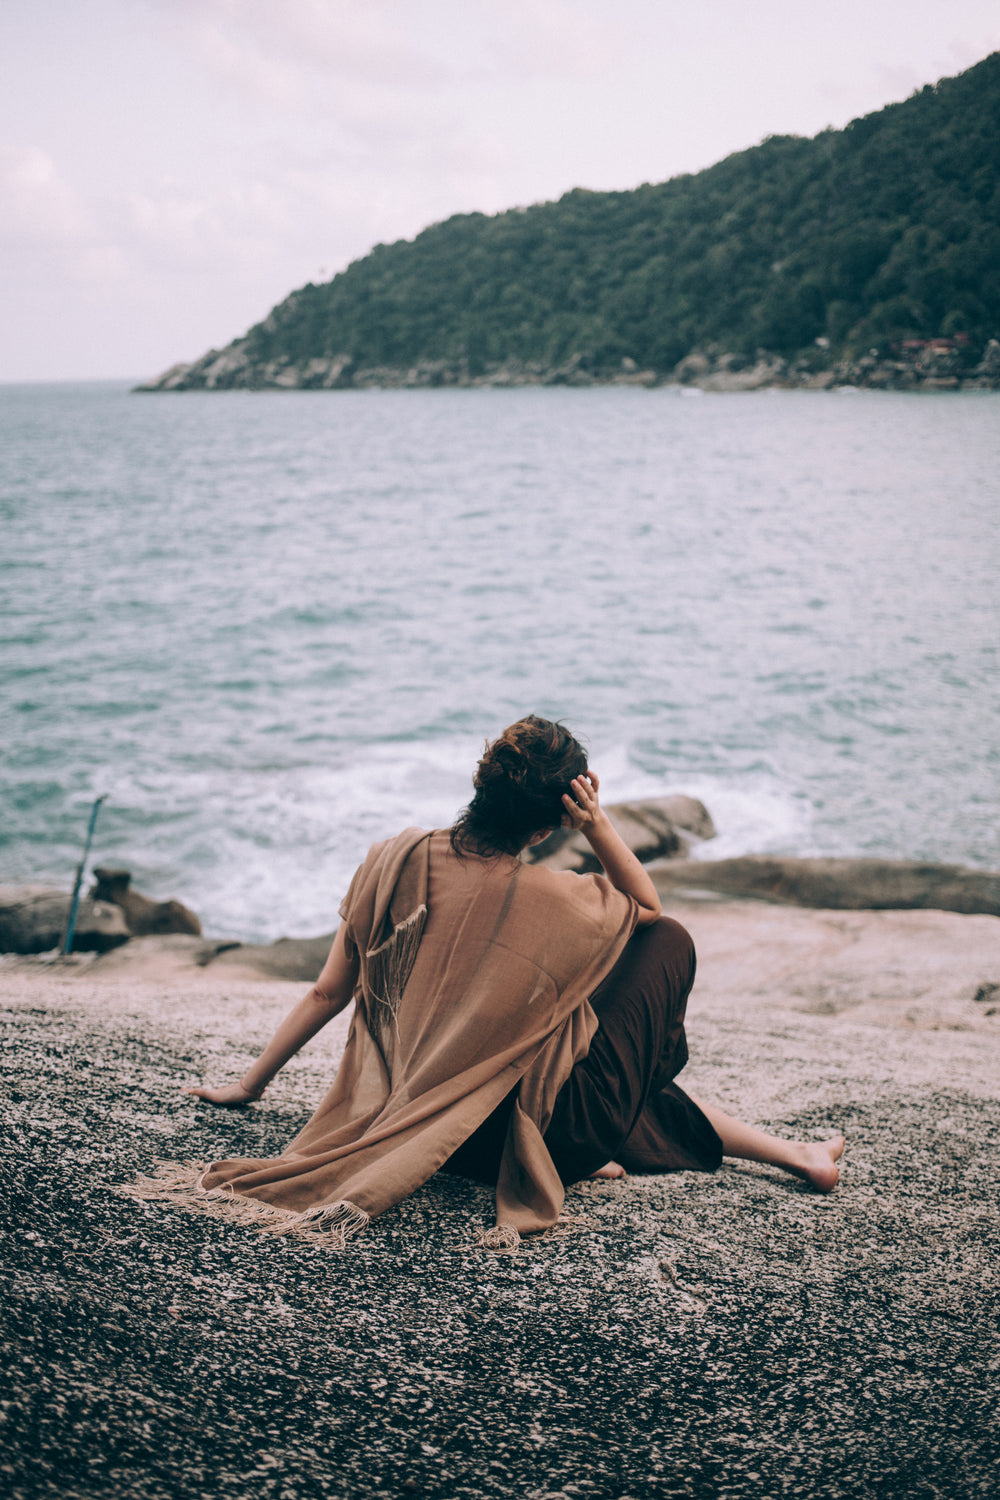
[491,739,527,785]
[454,715,588,857]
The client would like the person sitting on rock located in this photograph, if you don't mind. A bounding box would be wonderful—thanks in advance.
[136,715,843,1250]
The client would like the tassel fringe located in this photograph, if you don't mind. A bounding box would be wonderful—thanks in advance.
[113,1162,370,1248]
[477,1223,521,1254]
[366,904,427,1035]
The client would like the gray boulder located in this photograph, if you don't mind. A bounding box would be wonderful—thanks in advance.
[90,868,202,937]
[0,884,130,954]
[206,932,337,981]
[89,934,242,975]
[649,856,1000,916]
[527,795,716,873]
[673,351,712,383]
[974,339,1000,378]
[702,355,788,391]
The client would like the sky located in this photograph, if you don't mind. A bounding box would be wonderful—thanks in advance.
[2,0,998,382]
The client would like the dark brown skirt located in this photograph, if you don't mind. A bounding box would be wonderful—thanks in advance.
[442,916,723,1187]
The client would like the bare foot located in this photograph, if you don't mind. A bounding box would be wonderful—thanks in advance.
[588,1161,626,1180]
[788,1135,845,1193]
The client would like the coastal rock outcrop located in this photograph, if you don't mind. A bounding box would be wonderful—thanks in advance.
[678,352,792,391]
[207,932,338,981]
[134,350,661,393]
[649,856,1000,917]
[135,337,1000,394]
[527,795,716,874]
[89,931,338,983]
[88,933,243,976]
[667,338,999,393]
[0,884,130,954]
[90,868,202,937]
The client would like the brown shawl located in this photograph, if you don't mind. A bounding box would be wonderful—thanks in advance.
[126,828,637,1248]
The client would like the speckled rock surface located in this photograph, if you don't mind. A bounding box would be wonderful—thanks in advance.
[2,901,999,1500]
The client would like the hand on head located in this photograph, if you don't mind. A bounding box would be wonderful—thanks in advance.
[561,770,601,831]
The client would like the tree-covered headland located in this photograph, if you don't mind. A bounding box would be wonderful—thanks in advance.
[139,52,1000,392]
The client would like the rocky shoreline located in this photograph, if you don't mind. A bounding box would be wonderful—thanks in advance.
[135,337,1000,395]
[4,796,1000,985]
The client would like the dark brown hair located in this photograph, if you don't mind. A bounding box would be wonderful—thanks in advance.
[450,715,588,858]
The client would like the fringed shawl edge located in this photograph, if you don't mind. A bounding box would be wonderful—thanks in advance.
[112,1162,370,1249]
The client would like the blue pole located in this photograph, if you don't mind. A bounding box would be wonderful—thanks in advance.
[63,795,107,956]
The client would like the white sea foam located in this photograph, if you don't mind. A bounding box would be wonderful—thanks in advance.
[90,740,813,940]
[676,779,815,861]
[193,744,813,939]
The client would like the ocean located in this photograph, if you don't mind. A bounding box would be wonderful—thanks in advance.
[2,381,997,941]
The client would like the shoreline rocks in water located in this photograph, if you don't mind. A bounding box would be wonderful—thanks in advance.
[90,868,202,938]
[0,884,130,955]
[649,855,1000,917]
[133,337,1000,395]
[4,798,1000,980]
[526,794,716,873]
[0,870,204,958]
[207,931,336,981]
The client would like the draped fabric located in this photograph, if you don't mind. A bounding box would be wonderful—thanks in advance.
[443,916,723,1188]
[146,829,638,1242]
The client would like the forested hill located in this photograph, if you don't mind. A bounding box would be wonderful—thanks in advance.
[139,52,1000,393]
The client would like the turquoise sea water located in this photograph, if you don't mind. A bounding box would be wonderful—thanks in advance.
[2,382,998,940]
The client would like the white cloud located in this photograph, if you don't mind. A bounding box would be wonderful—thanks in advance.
[0,144,92,243]
[153,0,618,123]
[167,10,304,108]
[70,244,130,285]
[0,144,131,300]
[157,0,448,109]
[478,0,620,80]
[254,0,452,88]
[129,190,227,264]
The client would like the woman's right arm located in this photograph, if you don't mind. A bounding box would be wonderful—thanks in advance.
[186,923,360,1106]
[562,772,662,925]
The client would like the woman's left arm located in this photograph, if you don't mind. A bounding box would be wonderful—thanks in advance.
[186,923,359,1105]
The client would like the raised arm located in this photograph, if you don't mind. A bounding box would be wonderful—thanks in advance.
[186,923,360,1106]
[562,772,662,925]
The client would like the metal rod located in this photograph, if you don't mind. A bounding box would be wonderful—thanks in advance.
[62,795,107,955]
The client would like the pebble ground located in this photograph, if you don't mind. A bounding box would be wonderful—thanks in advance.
[2,963,998,1500]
